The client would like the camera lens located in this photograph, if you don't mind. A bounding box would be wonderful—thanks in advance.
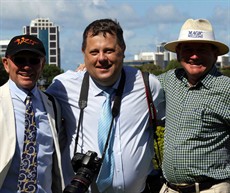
[63,151,102,193]
[63,167,94,193]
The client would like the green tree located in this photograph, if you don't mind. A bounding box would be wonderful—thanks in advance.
[39,64,64,89]
[134,63,164,75]
[220,67,230,77]
[165,59,181,71]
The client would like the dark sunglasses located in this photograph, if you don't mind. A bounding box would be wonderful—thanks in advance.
[10,56,42,65]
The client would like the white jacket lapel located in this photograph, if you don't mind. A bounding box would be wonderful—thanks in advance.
[0,83,16,188]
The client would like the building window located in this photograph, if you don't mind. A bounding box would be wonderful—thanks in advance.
[24,26,30,34]
[50,42,56,48]
[50,49,56,55]
[50,35,56,40]
[50,27,56,33]
[31,27,37,33]
[50,57,56,62]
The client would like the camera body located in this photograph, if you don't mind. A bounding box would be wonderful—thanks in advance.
[63,151,102,193]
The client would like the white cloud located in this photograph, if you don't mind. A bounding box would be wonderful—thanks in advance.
[0,0,229,71]
[146,4,186,23]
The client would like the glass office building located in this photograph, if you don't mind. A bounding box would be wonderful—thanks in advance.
[23,18,60,67]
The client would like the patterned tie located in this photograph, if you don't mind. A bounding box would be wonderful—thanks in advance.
[18,93,37,193]
[96,89,114,192]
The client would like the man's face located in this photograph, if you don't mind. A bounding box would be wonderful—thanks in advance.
[82,32,125,86]
[2,51,45,90]
[177,42,218,84]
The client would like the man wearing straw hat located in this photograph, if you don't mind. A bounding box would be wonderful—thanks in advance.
[158,19,230,193]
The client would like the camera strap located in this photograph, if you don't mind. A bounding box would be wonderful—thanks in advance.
[142,72,162,169]
[74,69,126,161]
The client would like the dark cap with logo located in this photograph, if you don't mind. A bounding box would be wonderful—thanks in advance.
[5,34,46,57]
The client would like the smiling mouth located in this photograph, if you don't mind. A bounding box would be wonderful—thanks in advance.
[188,60,202,65]
[19,72,33,78]
[97,64,112,69]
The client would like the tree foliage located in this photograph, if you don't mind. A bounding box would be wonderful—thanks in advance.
[165,59,181,71]
[39,64,64,89]
[220,67,230,77]
[134,63,164,75]
[134,59,182,76]
[153,125,164,169]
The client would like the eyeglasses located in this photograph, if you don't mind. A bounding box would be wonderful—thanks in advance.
[10,56,42,65]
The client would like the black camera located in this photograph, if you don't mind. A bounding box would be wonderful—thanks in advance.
[63,151,102,193]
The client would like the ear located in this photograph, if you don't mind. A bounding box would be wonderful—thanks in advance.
[2,57,10,73]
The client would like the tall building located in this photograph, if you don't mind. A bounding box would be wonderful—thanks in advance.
[0,40,10,57]
[156,42,167,53]
[23,18,60,67]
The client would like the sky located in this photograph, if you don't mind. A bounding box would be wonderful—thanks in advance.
[1,0,230,71]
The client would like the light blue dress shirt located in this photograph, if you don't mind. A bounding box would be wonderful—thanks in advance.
[0,80,54,193]
[47,66,165,193]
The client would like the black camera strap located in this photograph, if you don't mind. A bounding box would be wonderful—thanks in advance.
[74,69,126,161]
[74,72,89,154]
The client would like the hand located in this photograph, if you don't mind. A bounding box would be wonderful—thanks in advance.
[76,63,86,71]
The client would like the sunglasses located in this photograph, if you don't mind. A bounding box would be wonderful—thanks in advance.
[10,56,42,65]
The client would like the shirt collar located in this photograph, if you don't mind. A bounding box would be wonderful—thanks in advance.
[89,74,121,96]
[9,79,39,102]
[201,66,221,89]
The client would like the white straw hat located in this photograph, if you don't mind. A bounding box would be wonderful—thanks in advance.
[164,19,229,56]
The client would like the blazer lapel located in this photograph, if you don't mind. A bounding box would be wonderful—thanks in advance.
[0,83,16,188]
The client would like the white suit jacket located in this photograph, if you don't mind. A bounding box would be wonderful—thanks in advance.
[0,82,65,193]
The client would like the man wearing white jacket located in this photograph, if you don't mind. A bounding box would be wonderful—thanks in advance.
[0,35,64,193]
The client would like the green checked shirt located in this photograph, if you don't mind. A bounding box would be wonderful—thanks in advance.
[158,66,230,184]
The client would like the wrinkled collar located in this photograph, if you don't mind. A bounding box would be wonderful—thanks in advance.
[9,79,39,102]
[89,74,121,97]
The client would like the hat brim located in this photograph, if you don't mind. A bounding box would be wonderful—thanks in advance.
[164,39,229,56]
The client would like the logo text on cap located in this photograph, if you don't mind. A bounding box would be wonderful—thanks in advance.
[14,37,39,46]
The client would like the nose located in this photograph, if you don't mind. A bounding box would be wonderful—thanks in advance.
[98,52,108,61]
[190,53,199,59]
[22,64,32,69]
[22,60,31,66]
[189,49,199,59]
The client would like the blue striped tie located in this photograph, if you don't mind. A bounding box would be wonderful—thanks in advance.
[96,89,114,192]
